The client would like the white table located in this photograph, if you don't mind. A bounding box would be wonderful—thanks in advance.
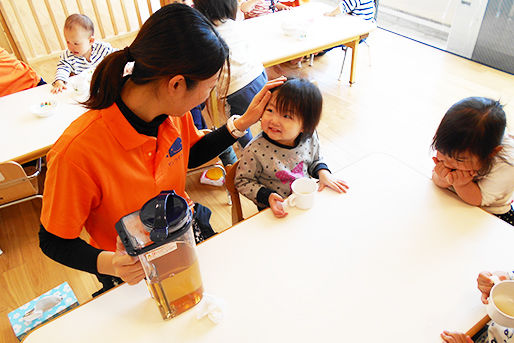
[0,82,87,164]
[22,154,514,342]
[241,2,376,83]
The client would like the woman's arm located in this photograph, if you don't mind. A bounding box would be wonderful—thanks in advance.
[39,225,103,274]
[188,126,237,168]
[39,225,145,285]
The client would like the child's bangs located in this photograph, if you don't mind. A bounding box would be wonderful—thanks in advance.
[273,88,301,119]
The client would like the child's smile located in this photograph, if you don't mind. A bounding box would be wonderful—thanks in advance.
[261,98,303,146]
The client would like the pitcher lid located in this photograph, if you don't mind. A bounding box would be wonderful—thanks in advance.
[140,190,192,243]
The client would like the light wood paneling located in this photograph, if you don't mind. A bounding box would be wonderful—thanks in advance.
[0,0,153,64]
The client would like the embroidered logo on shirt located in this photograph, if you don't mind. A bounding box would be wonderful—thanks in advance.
[275,161,304,187]
[167,138,182,158]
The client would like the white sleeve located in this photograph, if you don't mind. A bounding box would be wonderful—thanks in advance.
[478,161,514,206]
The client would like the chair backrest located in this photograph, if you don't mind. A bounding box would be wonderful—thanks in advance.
[0,161,37,206]
[225,160,244,225]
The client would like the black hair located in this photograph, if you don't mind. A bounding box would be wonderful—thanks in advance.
[193,0,238,22]
[270,78,323,137]
[64,13,94,35]
[431,97,507,175]
[84,4,229,109]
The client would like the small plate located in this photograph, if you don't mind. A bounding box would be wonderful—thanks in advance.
[30,101,58,118]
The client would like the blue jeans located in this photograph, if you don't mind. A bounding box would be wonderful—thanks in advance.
[219,71,267,165]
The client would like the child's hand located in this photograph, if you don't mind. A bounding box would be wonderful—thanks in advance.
[275,3,291,10]
[445,169,475,187]
[51,80,66,94]
[269,193,287,218]
[440,331,473,343]
[432,156,451,178]
[236,77,287,130]
[477,271,510,304]
[318,170,348,193]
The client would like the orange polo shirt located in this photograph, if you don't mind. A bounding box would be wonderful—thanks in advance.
[0,48,41,97]
[40,103,204,252]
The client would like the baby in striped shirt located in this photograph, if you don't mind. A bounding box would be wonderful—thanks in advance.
[51,14,114,94]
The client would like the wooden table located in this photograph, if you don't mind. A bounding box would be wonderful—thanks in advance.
[22,154,513,342]
[241,1,376,83]
[0,82,87,164]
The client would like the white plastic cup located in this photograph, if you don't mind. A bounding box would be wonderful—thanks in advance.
[284,177,318,210]
[487,277,514,328]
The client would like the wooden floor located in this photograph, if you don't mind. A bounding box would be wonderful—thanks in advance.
[1,28,513,342]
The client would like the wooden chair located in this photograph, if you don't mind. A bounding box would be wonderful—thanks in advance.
[0,158,43,254]
[225,161,244,225]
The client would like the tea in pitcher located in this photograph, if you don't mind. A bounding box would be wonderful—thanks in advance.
[116,191,204,320]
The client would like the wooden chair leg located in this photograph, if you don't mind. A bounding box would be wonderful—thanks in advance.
[338,46,348,81]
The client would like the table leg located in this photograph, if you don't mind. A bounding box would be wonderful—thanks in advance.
[346,40,359,85]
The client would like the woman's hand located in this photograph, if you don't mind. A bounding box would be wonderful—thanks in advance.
[440,331,473,343]
[269,193,288,218]
[318,170,349,193]
[477,270,509,304]
[112,237,146,285]
[234,77,287,131]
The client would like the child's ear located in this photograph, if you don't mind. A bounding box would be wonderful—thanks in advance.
[89,36,95,45]
[490,145,503,157]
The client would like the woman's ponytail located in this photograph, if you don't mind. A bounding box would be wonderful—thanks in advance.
[83,4,228,109]
[82,48,132,109]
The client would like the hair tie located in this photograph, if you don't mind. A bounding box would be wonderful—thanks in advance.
[124,47,134,62]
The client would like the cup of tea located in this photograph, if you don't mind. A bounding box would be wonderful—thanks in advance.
[486,277,514,328]
[284,177,318,210]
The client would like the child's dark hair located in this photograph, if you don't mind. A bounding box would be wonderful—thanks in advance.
[270,78,322,137]
[84,4,229,109]
[64,14,94,35]
[431,96,507,175]
[193,0,238,22]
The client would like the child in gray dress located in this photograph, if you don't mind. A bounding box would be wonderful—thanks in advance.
[235,78,348,218]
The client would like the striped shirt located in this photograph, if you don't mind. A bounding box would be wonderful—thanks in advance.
[339,0,376,22]
[55,41,114,84]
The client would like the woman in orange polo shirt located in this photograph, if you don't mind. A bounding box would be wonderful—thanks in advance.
[39,4,285,295]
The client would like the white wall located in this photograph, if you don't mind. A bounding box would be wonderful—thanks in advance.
[380,0,457,25]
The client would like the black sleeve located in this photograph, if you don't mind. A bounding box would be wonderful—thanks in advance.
[188,125,238,168]
[257,187,275,207]
[39,224,103,275]
[312,163,330,178]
